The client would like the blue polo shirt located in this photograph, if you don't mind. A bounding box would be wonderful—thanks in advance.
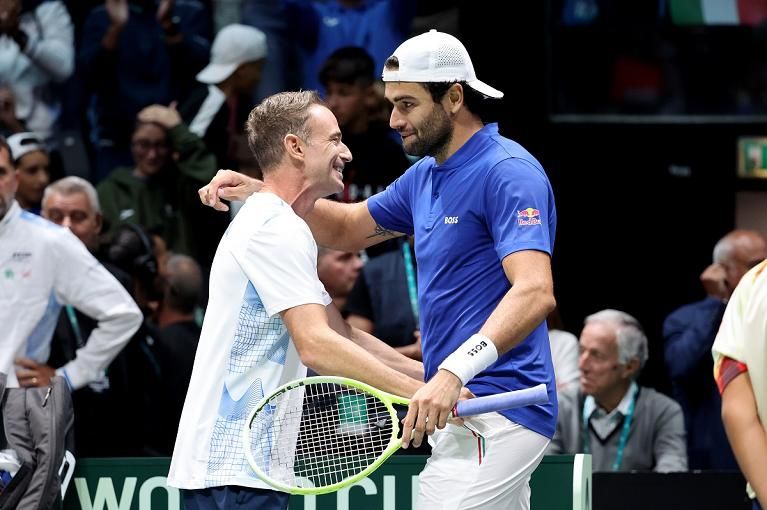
[368,123,558,438]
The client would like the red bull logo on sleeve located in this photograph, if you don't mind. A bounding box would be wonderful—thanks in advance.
[517,207,542,226]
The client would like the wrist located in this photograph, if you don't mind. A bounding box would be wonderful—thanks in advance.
[438,333,499,386]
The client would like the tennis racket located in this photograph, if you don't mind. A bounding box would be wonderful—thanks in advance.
[242,375,548,495]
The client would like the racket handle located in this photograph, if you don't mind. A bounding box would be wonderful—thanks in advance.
[452,384,549,418]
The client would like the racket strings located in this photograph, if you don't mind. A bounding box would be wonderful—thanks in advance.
[249,382,393,489]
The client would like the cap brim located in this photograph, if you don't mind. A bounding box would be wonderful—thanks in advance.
[196,62,238,84]
[467,79,504,99]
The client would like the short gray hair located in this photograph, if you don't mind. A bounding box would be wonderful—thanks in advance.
[584,309,648,370]
[42,176,101,214]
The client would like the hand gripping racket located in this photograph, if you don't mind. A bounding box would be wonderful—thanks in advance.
[242,376,548,495]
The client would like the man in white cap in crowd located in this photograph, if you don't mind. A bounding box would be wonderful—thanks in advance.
[180,24,268,175]
[199,29,558,509]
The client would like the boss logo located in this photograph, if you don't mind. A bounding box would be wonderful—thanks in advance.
[444,216,459,224]
[467,340,487,356]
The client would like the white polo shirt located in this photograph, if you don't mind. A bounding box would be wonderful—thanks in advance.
[168,192,331,490]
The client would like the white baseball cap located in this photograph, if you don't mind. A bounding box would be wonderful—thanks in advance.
[196,24,268,84]
[382,29,503,99]
[7,132,45,163]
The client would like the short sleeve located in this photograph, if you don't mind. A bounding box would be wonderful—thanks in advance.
[484,159,555,260]
[367,166,416,235]
[232,216,331,317]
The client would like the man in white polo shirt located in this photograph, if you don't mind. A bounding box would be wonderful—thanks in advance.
[168,91,423,510]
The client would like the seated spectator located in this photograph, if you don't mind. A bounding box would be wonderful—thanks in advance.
[714,260,767,509]
[6,132,49,213]
[319,46,410,203]
[96,104,218,266]
[78,0,212,181]
[0,0,73,145]
[0,135,142,391]
[664,229,767,470]
[153,253,203,454]
[347,236,422,360]
[317,246,363,313]
[104,222,171,455]
[547,306,580,394]
[548,309,688,473]
[181,23,267,174]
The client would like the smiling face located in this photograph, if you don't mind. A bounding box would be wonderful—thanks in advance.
[385,82,453,158]
[302,104,352,197]
[131,123,169,177]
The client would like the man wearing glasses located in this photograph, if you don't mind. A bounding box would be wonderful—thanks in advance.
[96,103,217,261]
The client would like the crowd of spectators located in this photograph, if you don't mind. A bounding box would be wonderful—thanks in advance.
[1,6,765,505]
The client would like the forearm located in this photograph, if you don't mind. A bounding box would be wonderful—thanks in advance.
[480,282,555,355]
[395,343,422,361]
[59,301,142,389]
[729,419,767,505]
[169,124,217,182]
[301,328,422,398]
[327,305,423,380]
[350,328,424,381]
[723,374,767,505]
[306,199,398,252]
[305,199,363,250]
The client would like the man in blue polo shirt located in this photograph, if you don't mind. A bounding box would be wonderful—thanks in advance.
[199,29,557,510]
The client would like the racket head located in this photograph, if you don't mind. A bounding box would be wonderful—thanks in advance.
[242,376,406,495]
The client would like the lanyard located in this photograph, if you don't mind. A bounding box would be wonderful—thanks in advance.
[65,305,85,349]
[582,384,639,472]
[401,239,419,323]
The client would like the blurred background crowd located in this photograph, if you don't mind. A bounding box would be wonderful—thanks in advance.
[2,0,767,489]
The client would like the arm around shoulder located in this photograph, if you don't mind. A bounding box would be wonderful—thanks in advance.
[306,198,400,252]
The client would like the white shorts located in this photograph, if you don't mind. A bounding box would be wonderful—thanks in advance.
[417,413,549,510]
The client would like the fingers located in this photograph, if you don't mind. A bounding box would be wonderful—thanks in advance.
[197,183,230,211]
[401,402,417,449]
[15,368,38,387]
[14,357,37,369]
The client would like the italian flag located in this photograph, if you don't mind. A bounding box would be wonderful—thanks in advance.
[670,0,767,25]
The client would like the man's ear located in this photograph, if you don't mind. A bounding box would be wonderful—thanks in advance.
[445,83,463,114]
[284,133,304,161]
[622,358,641,380]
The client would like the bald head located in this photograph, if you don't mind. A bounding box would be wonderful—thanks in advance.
[713,229,767,292]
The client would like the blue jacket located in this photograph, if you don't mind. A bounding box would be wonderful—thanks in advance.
[286,0,415,92]
[78,1,211,145]
[663,297,737,470]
